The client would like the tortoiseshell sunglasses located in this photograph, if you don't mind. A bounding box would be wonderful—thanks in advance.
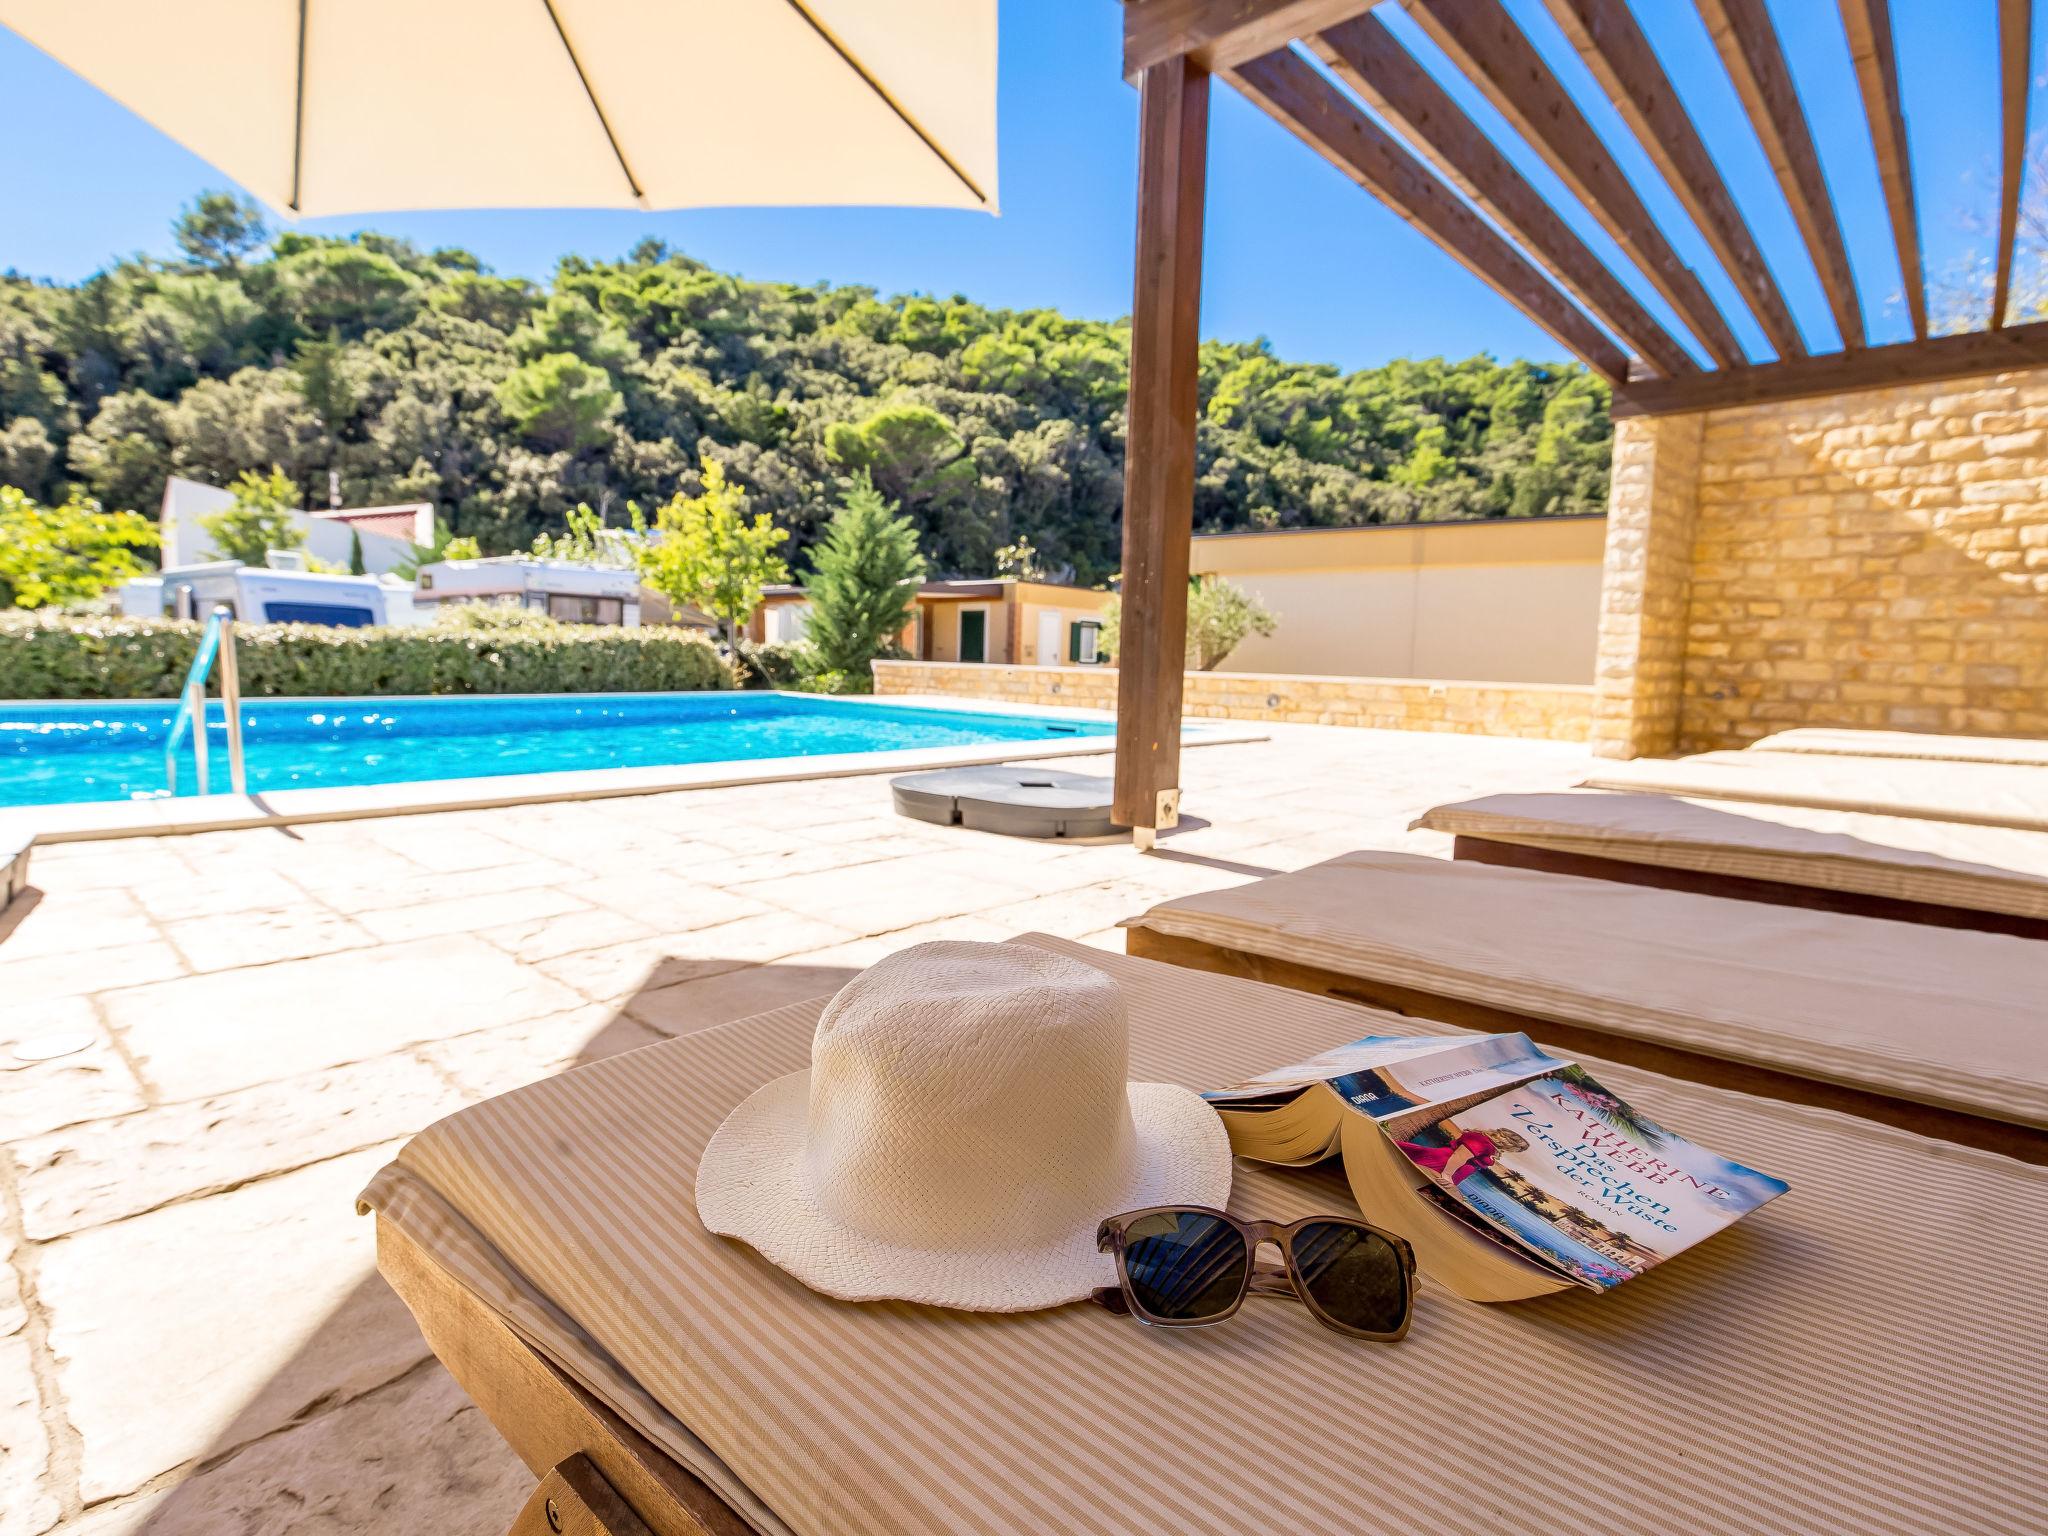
[1095,1206,1415,1341]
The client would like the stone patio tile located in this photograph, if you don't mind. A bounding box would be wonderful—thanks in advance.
[103,936,582,1100]
[355,885,589,944]
[39,1143,426,1504]
[0,891,158,963]
[21,845,190,894]
[970,877,1205,938]
[159,904,374,973]
[622,959,865,1037]
[0,941,189,1009]
[11,1052,468,1241]
[476,905,657,965]
[732,856,1034,936]
[307,854,590,916]
[789,912,1021,971]
[0,1231,22,1339]
[124,866,311,922]
[419,1006,664,1099]
[0,1005,148,1142]
[58,1363,530,1536]
[532,936,747,1004]
[355,821,534,874]
[0,1336,58,1536]
[574,869,774,931]
[692,839,900,887]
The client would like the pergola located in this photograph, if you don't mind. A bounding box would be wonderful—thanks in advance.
[1111,0,2043,842]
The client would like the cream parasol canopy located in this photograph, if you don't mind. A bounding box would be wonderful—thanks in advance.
[0,0,996,216]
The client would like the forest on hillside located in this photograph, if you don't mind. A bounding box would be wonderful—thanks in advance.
[0,198,1614,585]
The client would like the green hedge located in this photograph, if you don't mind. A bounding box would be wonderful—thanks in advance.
[0,611,732,700]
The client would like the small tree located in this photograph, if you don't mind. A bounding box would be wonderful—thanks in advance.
[1098,577,1276,671]
[802,472,927,689]
[0,485,159,609]
[532,503,636,567]
[638,455,789,646]
[174,191,270,271]
[201,467,303,565]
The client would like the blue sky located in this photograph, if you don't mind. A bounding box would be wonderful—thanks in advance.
[0,0,2033,372]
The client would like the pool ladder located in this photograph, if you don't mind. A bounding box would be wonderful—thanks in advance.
[165,605,248,797]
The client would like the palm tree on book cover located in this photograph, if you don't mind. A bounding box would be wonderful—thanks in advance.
[1552,1066,1667,1150]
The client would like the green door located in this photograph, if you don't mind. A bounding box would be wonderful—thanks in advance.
[959,609,986,662]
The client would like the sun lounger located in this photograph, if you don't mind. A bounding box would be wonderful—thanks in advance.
[1747,727,2048,766]
[365,934,2048,1535]
[1416,790,2048,939]
[1120,853,2048,1161]
[1583,749,2048,831]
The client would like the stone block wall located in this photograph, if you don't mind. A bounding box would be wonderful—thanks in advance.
[1594,368,2048,756]
[872,661,1593,742]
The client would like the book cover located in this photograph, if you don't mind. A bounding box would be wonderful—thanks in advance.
[1205,1032,1569,1119]
[1390,1066,1789,1289]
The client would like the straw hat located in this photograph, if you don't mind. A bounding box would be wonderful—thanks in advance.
[695,941,1231,1311]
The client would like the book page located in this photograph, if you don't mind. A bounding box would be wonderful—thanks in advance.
[1385,1068,1789,1289]
[1204,1032,1569,1116]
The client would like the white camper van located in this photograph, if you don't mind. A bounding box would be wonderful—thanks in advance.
[121,556,420,627]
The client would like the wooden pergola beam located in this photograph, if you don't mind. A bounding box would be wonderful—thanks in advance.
[1113,53,1211,842]
[1837,0,1926,339]
[1612,314,2048,417]
[1226,47,1633,385]
[1313,12,1697,378]
[1540,0,1806,361]
[1122,0,1375,77]
[1402,0,1747,372]
[1694,0,1866,349]
[1994,0,2033,329]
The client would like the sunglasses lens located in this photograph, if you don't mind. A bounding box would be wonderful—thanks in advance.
[1120,1210,1249,1321]
[1291,1222,1409,1335]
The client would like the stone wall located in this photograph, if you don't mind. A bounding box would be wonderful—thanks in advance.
[872,660,1592,742]
[1595,368,2048,756]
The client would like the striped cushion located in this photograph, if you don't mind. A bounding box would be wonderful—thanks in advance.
[1123,852,2048,1128]
[363,936,2048,1536]
[1748,728,2048,767]
[1414,790,2048,918]
[1583,750,2048,831]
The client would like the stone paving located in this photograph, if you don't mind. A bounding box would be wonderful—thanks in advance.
[0,724,1592,1535]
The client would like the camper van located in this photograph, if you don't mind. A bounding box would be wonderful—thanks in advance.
[121,556,420,628]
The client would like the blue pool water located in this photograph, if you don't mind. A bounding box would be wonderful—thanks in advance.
[0,693,1115,808]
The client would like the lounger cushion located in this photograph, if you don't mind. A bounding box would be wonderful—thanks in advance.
[1748,727,2048,766]
[1415,789,2048,918]
[1122,851,2048,1128]
[1582,751,2048,830]
[362,935,2048,1536]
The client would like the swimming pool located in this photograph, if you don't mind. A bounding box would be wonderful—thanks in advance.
[0,693,1117,808]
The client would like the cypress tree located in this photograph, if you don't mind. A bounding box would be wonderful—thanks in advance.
[802,472,927,689]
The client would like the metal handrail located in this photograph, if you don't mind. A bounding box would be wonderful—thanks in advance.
[164,606,247,797]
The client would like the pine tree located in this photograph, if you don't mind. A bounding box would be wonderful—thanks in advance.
[803,472,927,689]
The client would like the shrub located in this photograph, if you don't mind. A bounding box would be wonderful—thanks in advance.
[0,610,731,699]
[431,602,570,635]
[730,638,811,690]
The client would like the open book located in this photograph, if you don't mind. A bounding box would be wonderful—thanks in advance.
[1206,1034,1788,1303]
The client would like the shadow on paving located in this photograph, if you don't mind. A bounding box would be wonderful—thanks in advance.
[97,957,862,1536]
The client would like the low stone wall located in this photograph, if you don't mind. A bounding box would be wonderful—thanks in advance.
[872,660,1593,742]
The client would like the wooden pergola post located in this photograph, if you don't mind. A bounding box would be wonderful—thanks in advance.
[1114,53,1209,849]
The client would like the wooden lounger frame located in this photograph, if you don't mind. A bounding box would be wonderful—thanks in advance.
[1122,926,2048,1165]
[378,1221,750,1536]
[1452,834,2048,942]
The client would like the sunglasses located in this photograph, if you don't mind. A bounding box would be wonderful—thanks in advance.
[1094,1206,1415,1341]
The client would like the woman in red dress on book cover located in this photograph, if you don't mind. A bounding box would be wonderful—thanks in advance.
[1396,1125,1530,1186]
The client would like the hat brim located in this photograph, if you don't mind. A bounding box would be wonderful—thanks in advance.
[695,1069,1233,1312]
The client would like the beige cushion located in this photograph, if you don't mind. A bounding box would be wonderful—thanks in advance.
[1414,789,2048,918]
[1124,851,2048,1128]
[1583,750,2048,830]
[1749,728,2048,766]
[362,935,2048,1536]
